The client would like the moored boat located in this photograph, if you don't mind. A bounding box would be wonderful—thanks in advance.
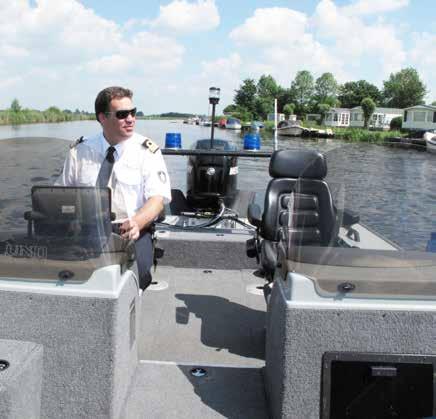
[225,117,242,130]
[276,119,304,136]
[302,126,334,138]
[424,130,436,153]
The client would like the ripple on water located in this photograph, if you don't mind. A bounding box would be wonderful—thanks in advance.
[30,176,50,182]
[0,131,435,251]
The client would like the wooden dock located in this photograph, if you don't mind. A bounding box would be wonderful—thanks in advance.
[384,137,427,151]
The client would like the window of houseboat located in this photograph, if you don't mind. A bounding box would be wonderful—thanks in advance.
[413,111,426,122]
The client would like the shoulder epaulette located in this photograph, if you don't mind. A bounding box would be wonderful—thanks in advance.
[142,138,159,154]
[70,136,85,149]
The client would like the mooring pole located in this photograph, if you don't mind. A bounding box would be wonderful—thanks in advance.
[274,98,278,151]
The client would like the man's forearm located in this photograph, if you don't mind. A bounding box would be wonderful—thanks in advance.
[132,196,165,231]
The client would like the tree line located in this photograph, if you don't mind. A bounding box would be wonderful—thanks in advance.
[0,99,95,125]
[225,68,433,125]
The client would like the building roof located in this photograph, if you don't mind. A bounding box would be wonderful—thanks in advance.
[403,104,436,111]
[327,108,350,113]
[350,106,403,113]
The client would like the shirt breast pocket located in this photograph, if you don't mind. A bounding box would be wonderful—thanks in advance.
[114,167,143,214]
[115,167,142,187]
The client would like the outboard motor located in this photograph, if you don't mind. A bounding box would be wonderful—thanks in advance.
[187,139,238,211]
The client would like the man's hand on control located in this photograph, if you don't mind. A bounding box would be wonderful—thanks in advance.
[120,218,140,241]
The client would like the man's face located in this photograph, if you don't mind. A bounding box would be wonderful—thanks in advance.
[99,97,135,143]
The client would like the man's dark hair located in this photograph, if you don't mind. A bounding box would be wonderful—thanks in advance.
[95,86,133,122]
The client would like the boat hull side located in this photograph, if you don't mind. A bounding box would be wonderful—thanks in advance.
[265,272,436,418]
[0,269,140,419]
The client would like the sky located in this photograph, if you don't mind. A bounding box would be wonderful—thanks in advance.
[0,0,435,114]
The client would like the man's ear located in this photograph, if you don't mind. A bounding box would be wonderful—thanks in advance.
[97,112,106,123]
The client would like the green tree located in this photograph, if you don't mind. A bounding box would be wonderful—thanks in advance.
[390,116,402,130]
[382,68,427,108]
[277,87,293,112]
[338,81,381,108]
[10,98,21,113]
[223,104,238,114]
[431,101,436,106]
[234,79,257,115]
[255,75,279,119]
[314,73,338,104]
[289,70,314,116]
[317,103,331,124]
[254,98,273,120]
[361,97,376,129]
[257,75,279,100]
[283,103,295,119]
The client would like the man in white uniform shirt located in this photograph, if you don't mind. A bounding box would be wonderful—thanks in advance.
[56,86,171,289]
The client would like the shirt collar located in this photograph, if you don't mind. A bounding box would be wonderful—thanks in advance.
[101,133,129,159]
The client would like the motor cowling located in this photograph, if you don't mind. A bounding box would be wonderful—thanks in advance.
[186,139,238,211]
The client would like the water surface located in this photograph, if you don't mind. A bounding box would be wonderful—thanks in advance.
[0,120,434,250]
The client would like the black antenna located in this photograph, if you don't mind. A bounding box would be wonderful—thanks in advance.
[208,87,220,149]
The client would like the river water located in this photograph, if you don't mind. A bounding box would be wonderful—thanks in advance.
[0,120,435,250]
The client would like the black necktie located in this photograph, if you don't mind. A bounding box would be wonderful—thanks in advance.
[96,146,116,187]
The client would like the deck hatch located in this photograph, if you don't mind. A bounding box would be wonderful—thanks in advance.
[321,352,436,419]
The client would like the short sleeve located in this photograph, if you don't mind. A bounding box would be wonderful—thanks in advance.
[54,149,76,186]
[143,150,172,204]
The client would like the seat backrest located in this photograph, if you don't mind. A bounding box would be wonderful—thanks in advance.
[261,149,337,246]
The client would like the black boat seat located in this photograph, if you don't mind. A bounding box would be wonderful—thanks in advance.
[247,149,339,279]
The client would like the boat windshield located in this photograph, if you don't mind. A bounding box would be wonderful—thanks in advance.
[277,146,436,302]
[0,137,131,283]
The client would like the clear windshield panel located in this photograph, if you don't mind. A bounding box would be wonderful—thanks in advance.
[279,144,436,302]
[0,137,131,283]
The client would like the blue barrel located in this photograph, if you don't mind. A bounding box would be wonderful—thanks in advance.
[165,132,182,149]
[426,232,436,252]
[243,133,261,151]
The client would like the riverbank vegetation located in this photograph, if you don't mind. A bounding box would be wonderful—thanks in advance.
[330,128,403,143]
[262,121,401,143]
[0,99,94,125]
[225,68,429,130]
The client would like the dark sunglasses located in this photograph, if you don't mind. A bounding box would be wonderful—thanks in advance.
[106,107,137,120]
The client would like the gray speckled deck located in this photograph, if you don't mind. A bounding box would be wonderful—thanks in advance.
[139,266,267,367]
[124,265,269,418]
[122,362,268,419]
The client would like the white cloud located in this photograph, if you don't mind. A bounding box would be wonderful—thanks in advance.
[343,0,409,16]
[408,32,436,102]
[200,53,242,80]
[0,0,185,110]
[185,53,243,110]
[409,32,436,68]
[312,0,405,74]
[228,6,348,86]
[0,0,122,60]
[230,8,307,46]
[0,76,22,90]
[226,1,410,99]
[151,0,220,33]
[85,32,185,76]
[84,55,131,74]
[0,45,29,58]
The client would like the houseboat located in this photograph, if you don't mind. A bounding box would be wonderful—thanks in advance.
[402,105,436,132]
[350,106,402,130]
[324,108,350,127]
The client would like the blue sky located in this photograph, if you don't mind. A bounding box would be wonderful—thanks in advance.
[1,0,435,114]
